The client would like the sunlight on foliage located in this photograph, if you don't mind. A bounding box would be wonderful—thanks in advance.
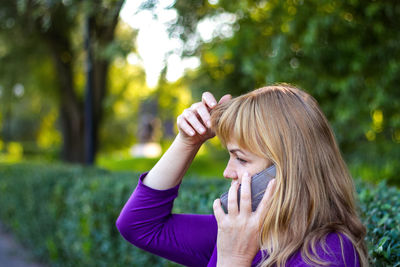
[174,84,192,117]
[366,109,384,141]
[157,79,192,121]
[99,54,152,151]
[0,142,24,162]
[37,109,62,149]
[203,51,219,67]
[372,109,383,133]
[365,130,376,141]
[108,61,150,102]
[209,135,223,148]
[8,142,23,157]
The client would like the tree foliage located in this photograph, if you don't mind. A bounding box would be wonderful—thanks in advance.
[0,0,134,163]
[143,0,400,183]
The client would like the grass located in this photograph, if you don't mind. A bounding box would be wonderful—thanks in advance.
[96,153,228,178]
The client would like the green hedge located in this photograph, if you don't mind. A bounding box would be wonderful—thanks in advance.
[0,163,399,266]
[356,180,400,266]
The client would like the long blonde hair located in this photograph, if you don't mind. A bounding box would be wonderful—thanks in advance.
[211,84,368,266]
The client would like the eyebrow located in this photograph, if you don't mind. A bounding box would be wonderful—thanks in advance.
[229,148,247,156]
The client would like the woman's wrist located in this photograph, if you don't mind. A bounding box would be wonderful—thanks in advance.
[143,134,202,190]
[175,132,204,151]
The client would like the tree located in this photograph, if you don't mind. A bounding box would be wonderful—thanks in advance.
[0,0,129,163]
[142,0,400,183]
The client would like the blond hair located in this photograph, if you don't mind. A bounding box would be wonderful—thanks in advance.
[211,84,368,266]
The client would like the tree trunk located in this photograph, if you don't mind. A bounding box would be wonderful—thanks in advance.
[91,59,109,158]
[89,0,124,159]
[48,40,85,163]
[37,1,123,164]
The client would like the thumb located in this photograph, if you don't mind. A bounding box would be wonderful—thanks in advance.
[218,94,232,104]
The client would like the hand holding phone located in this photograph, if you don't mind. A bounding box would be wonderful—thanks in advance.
[220,165,276,213]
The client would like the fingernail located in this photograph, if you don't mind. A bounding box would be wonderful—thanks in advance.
[211,101,217,107]
[206,120,211,127]
[199,127,205,133]
[189,130,195,136]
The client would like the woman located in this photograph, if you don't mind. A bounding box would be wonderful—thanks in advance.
[116,84,368,266]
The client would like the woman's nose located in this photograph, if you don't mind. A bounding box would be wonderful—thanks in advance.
[223,165,237,179]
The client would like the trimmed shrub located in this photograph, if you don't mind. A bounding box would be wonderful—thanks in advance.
[0,163,175,267]
[356,180,400,266]
[0,163,399,266]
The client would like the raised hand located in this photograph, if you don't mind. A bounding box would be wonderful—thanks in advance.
[176,92,231,147]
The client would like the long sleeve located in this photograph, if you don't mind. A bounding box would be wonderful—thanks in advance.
[116,174,360,267]
[116,172,218,267]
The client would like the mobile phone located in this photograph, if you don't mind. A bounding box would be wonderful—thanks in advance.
[220,164,276,213]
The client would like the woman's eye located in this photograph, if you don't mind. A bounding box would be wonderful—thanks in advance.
[236,157,247,164]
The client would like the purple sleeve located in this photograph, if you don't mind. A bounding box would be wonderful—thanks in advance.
[116,172,218,267]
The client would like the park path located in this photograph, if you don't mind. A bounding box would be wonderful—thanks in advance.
[0,221,46,267]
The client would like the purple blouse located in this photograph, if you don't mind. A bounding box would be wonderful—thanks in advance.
[116,173,360,266]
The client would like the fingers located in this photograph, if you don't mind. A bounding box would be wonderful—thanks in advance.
[239,172,252,214]
[218,94,232,104]
[227,180,240,215]
[176,115,196,136]
[202,92,217,109]
[213,198,225,222]
[256,178,276,217]
[177,91,230,138]
[183,107,206,134]
[192,102,212,128]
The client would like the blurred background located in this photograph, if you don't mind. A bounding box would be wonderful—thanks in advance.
[0,0,399,183]
[0,0,399,266]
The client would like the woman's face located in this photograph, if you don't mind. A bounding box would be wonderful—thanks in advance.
[224,140,272,183]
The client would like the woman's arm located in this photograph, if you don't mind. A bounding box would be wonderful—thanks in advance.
[116,172,218,267]
[142,133,202,190]
[143,92,231,190]
[116,92,231,266]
